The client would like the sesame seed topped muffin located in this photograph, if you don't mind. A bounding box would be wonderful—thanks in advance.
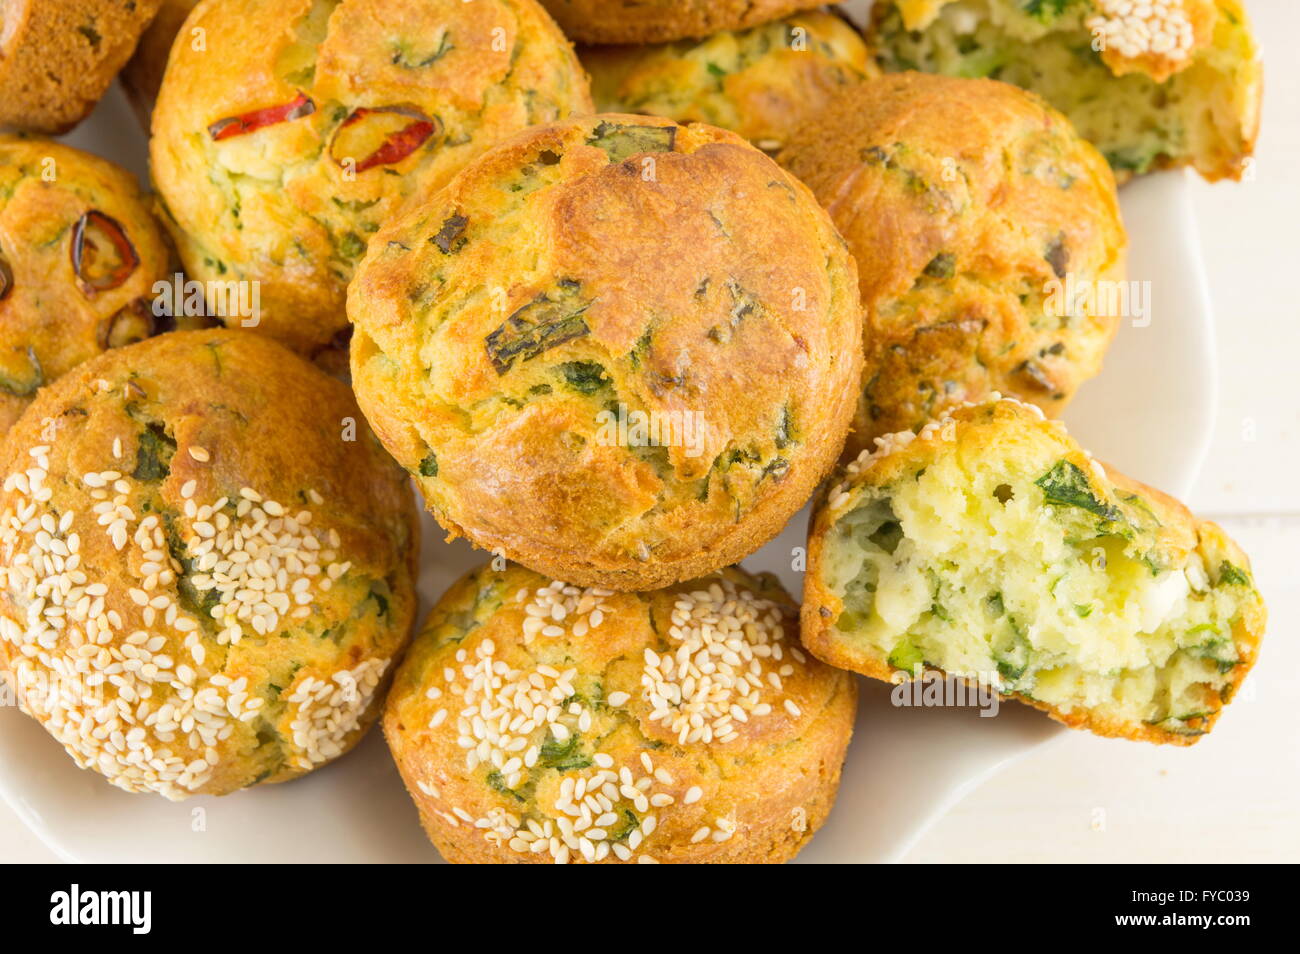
[0,329,419,798]
[583,10,878,154]
[803,396,1265,744]
[869,0,1261,182]
[0,135,174,434]
[348,114,863,590]
[778,73,1126,456]
[385,562,856,863]
[0,0,163,133]
[539,0,829,44]
[150,0,593,357]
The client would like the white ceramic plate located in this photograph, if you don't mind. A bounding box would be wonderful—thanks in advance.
[0,67,1216,862]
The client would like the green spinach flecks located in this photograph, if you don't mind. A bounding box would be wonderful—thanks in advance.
[558,361,608,394]
[1217,562,1251,587]
[418,452,438,477]
[1034,459,1123,521]
[432,213,468,254]
[133,423,176,482]
[485,280,590,374]
[586,121,677,163]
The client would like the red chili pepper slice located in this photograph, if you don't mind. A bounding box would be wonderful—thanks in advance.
[208,91,316,141]
[71,211,139,296]
[330,106,439,173]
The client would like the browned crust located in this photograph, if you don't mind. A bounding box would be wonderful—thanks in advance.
[383,563,857,862]
[778,72,1126,457]
[120,0,198,129]
[349,114,863,591]
[0,0,163,133]
[539,0,828,44]
[0,328,421,795]
[150,0,594,355]
[0,135,173,433]
[800,399,1267,746]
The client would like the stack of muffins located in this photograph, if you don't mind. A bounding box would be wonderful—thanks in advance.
[0,0,1267,863]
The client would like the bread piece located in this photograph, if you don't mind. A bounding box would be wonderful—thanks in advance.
[348,114,863,590]
[385,562,856,863]
[869,0,1261,182]
[0,0,162,132]
[0,135,174,432]
[779,73,1126,455]
[150,0,593,356]
[0,329,419,797]
[584,10,877,153]
[803,397,1266,744]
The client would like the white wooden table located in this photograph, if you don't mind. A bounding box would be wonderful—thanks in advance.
[3,0,1297,863]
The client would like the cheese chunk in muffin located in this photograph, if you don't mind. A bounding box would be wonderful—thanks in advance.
[0,330,419,797]
[803,397,1265,744]
[385,562,856,863]
[868,0,1261,182]
[349,114,863,590]
[583,11,877,153]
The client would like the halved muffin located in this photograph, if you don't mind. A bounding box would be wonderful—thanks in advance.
[868,0,1261,181]
[803,397,1265,744]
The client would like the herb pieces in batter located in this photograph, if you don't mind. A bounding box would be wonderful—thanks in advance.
[1217,562,1251,587]
[418,452,438,477]
[586,121,677,163]
[133,423,176,482]
[1035,460,1123,522]
[538,732,591,772]
[432,213,468,254]
[558,361,608,394]
[485,280,591,375]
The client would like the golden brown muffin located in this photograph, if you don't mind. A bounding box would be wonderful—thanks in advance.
[121,0,199,129]
[0,329,419,798]
[348,114,863,591]
[150,0,593,358]
[0,0,162,133]
[540,0,827,44]
[385,562,856,863]
[803,397,1266,745]
[869,0,1261,182]
[779,73,1126,456]
[0,135,173,433]
[583,10,877,154]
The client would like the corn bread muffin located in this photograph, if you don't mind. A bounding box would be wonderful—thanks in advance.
[0,136,173,433]
[121,0,200,129]
[803,397,1266,745]
[540,0,828,44]
[583,11,876,153]
[869,0,1261,182]
[348,114,863,590]
[779,73,1126,456]
[0,0,163,133]
[150,0,593,357]
[0,329,419,798]
[385,563,856,863]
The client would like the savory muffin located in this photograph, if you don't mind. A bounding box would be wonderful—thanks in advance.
[869,0,1261,182]
[779,73,1126,456]
[583,10,877,153]
[0,0,162,133]
[348,114,863,590]
[803,396,1266,745]
[121,0,200,129]
[150,0,593,358]
[540,0,828,44]
[0,329,419,798]
[385,562,856,863]
[0,136,173,433]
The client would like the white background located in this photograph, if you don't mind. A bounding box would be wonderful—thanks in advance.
[2,0,1297,863]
